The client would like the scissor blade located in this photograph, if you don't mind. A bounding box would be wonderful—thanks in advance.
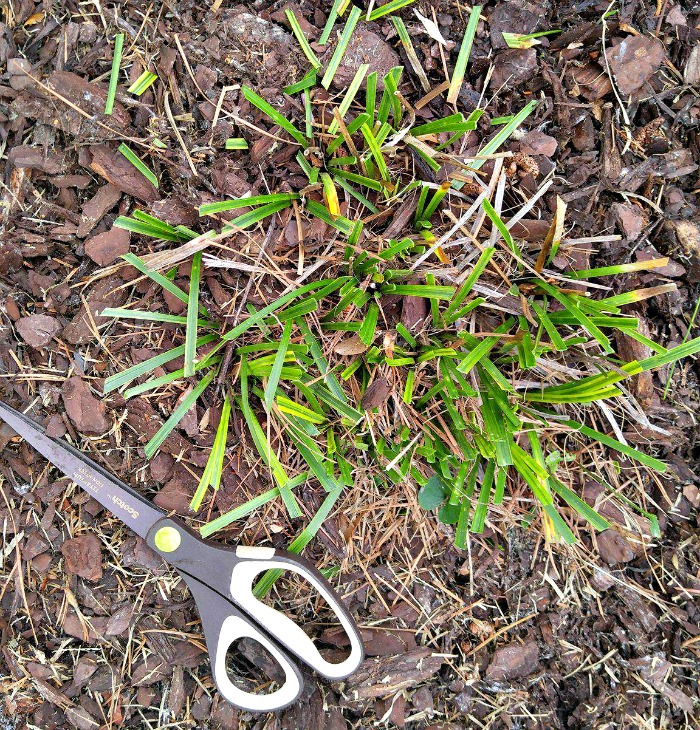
[0,401,162,539]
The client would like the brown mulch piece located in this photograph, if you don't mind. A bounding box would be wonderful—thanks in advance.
[62,376,110,435]
[84,226,131,266]
[0,1,699,729]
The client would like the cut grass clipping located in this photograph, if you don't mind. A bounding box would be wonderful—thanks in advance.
[103,3,700,581]
[127,70,158,96]
[105,33,124,115]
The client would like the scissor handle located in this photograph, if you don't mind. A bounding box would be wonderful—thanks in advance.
[229,545,365,680]
[146,518,364,683]
[180,570,303,712]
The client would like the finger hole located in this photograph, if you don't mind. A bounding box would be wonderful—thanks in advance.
[252,568,352,663]
[224,636,287,695]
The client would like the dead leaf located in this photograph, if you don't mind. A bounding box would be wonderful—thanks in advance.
[334,335,369,356]
[361,377,392,410]
[535,196,566,272]
[684,43,700,86]
[414,9,448,46]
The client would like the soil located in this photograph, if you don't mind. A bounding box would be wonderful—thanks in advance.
[1,1,700,729]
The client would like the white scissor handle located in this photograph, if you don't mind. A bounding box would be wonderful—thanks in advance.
[230,547,365,681]
[181,570,303,713]
[213,615,302,712]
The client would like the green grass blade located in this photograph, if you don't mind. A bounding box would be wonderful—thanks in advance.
[200,193,298,216]
[332,169,384,191]
[569,258,670,280]
[117,144,158,188]
[562,417,667,472]
[121,252,201,314]
[322,5,362,89]
[305,199,354,234]
[361,123,391,182]
[190,394,232,511]
[252,484,344,597]
[242,86,309,146]
[383,284,455,299]
[596,284,677,309]
[276,395,326,424]
[319,0,344,44]
[286,9,322,69]
[447,6,482,105]
[225,138,249,150]
[482,198,516,253]
[369,0,417,21]
[104,334,217,394]
[309,383,364,423]
[114,217,182,242]
[132,210,193,236]
[240,359,301,518]
[406,137,441,172]
[468,100,537,172]
[223,200,292,230]
[105,33,124,115]
[220,279,340,345]
[377,67,402,126]
[548,477,610,531]
[264,319,294,412]
[122,357,221,399]
[391,16,430,92]
[283,417,342,493]
[457,319,515,374]
[471,460,494,532]
[479,388,513,466]
[334,177,380,213]
[115,214,191,242]
[127,70,158,96]
[359,301,379,345]
[365,72,377,126]
[329,63,369,134]
[635,335,700,372]
[421,181,452,221]
[536,280,611,353]
[326,112,371,155]
[199,472,309,537]
[283,69,318,95]
[100,308,207,326]
[412,114,477,136]
[144,370,215,458]
[444,249,494,322]
[295,318,349,404]
[184,252,202,377]
[530,300,567,352]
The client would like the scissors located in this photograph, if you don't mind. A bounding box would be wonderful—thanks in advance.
[0,400,364,712]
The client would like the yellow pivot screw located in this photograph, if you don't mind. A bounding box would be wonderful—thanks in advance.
[154,525,181,553]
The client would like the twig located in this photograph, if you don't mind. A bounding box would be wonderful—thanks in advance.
[163,90,198,177]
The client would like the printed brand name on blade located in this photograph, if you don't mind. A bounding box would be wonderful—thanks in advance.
[75,467,104,495]
[111,494,140,520]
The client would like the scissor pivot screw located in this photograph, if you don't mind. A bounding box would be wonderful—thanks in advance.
[154,525,181,553]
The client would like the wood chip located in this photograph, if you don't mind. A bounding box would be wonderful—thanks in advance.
[87,145,159,203]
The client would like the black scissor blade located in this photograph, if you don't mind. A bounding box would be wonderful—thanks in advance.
[0,400,162,539]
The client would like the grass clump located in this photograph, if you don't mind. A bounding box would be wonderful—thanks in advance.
[100,3,700,561]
